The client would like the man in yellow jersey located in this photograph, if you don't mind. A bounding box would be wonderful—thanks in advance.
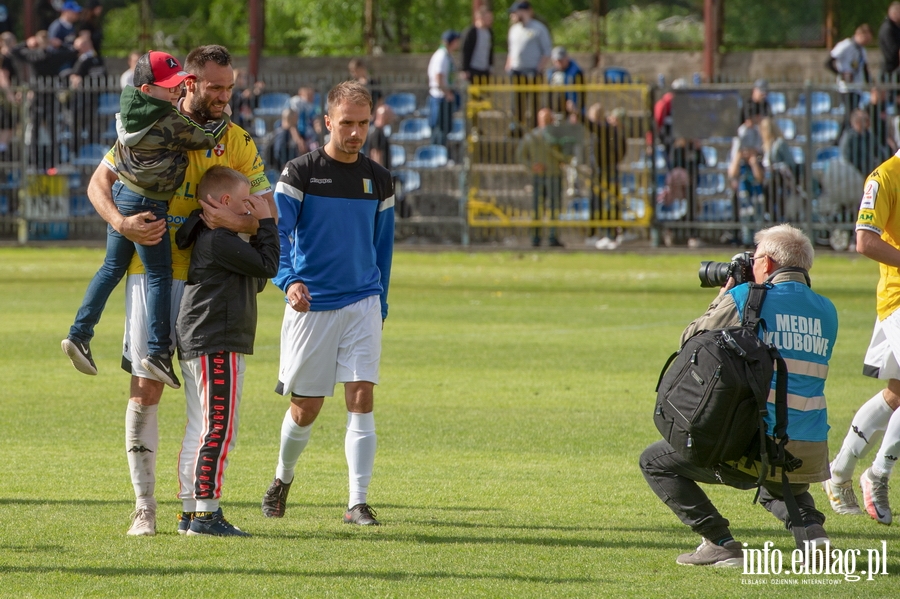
[823,152,900,526]
[85,45,274,536]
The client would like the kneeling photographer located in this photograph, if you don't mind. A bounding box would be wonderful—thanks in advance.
[640,224,839,567]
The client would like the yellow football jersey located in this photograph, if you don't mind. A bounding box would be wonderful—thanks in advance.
[857,151,900,320]
[102,123,270,281]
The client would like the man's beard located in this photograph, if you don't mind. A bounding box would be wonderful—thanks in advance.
[188,95,218,123]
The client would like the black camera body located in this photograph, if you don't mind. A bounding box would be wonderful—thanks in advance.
[698,252,754,288]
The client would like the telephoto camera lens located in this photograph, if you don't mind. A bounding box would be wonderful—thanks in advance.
[698,261,732,288]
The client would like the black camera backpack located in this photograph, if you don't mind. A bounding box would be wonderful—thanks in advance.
[654,283,790,475]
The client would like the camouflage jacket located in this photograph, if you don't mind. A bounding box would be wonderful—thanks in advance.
[114,86,230,200]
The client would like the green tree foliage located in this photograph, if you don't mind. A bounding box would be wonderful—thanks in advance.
[96,0,900,57]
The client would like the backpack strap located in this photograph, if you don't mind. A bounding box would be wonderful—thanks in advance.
[741,282,770,327]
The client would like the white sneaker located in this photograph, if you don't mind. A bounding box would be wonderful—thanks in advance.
[127,506,157,536]
[860,468,893,525]
[822,478,863,515]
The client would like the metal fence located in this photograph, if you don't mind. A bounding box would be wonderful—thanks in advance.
[0,73,887,249]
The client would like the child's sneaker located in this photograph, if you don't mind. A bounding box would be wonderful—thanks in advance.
[141,354,181,389]
[61,338,98,375]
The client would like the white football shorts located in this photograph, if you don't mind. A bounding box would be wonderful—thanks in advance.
[277,295,382,398]
[122,274,184,378]
[863,310,900,380]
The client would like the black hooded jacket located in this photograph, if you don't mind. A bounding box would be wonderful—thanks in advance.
[174,209,280,360]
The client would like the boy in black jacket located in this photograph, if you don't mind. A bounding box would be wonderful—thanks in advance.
[173,165,280,536]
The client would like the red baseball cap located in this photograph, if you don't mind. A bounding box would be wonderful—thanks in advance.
[133,51,194,88]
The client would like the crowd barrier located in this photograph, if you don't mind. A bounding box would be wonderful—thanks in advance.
[0,74,885,248]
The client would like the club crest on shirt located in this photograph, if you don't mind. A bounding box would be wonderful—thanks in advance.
[213,143,225,157]
[363,178,373,194]
[861,180,878,210]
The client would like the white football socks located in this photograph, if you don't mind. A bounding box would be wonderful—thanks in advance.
[346,411,377,508]
[831,392,893,483]
[125,400,158,510]
[872,407,900,478]
[275,409,313,484]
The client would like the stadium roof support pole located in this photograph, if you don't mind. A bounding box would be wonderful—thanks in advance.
[702,0,719,83]
[249,0,264,80]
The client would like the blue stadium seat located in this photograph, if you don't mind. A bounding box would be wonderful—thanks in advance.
[814,146,841,163]
[389,144,406,168]
[394,169,421,194]
[406,144,448,168]
[447,117,466,142]
[98,92,121,116]
[790,91,832,116]
[696,172,726,195]
[790,145,805,165]
[390,117,431,142]
[775,118,795,141]
[384,92,417,117]
[101,118,118,143]
[603,67,632,84]
[810,119,840,143]
[767,91,786,115]
[71,143,109,167]
[700,146,718,168]
[254,93,290,117]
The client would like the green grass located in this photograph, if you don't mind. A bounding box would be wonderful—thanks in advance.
[0,246,897,598]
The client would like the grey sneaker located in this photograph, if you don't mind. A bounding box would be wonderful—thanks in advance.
[676,538,743,567]
[822,477,863,515]
[261,478,292,518]
[860,468,892,525]
[141,354,181,389]
[127,506,157,536]
[343,503,380,526]
[61,338,98,375]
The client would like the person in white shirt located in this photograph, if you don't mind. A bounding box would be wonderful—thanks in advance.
[427,30,460,147]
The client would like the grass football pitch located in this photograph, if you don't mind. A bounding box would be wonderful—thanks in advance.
[1,246,898,598]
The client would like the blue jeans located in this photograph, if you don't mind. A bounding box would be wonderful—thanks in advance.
[428,95,454,147]
[69,181,172,356]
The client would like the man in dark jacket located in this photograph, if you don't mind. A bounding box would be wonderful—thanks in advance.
[461,7,493,84]
[174,165,280,537]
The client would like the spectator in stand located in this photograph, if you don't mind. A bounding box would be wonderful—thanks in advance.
[586,102,626,222]
[867,86,898,154]
[740,79,771,122]
[12,30,78,170]
[461,7,493,84]
[427,30,460,148]
[289,86,320,150]
[68,32,106,152]
[120,50,139,89]
[830,23,873,135]
[546,46,584,123]
[879,2,900,84]
[654,77,686,161]
[841,108,891,177]
[758,117,796,222]
[231,67,264,131]
[365,104,393,169]
[267,109,305,172]
[517,107,564,248]
[79,0,104,57]
[348,58,381,107]
[0,31,19,155]
[727,131,765,247]
[505,0,552,134]
[48,1,81,49]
